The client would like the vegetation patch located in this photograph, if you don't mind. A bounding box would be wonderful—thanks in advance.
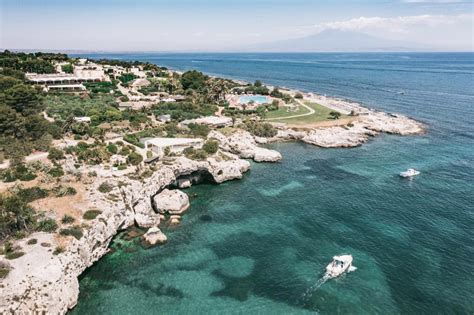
[36,218,58,233]
[59,226,83,240]
[53,246,65,255]
[61,214,75,224]
[16,187,49,203]
[27,238,37,245]
[83,209,102,220]
[98,182,114,193]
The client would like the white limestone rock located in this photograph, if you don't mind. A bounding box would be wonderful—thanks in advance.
[134,200,161,228]
[302,123,374,148]
[143,227,167,245]
[208,130,282,162]
[254,147,282,162]
[153,189,189,215]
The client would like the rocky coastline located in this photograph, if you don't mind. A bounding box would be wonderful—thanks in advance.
[0,91,425,314]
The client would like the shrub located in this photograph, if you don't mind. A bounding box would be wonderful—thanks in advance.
[16,187,49,202]
[183,148,208,161]
[61,214,75,224]
[117,164,127,170]
[53,246,65,255]
[98,182,114,193]
[329,111,341,120]
[83,209,102,220]
[48,147,64,161]
[0,164,37,182]
[0,266,10,279]
[107,144,118,154]
[188,123,210,138]
[202,140,219,154]
[5,250,25,260]
[294,92,303,99]
[52,186,77,197]
[48,166,64,178]
[27,238,38,245]
[127,152,143,165]
[36,218,58,232]
[59,226,83,240]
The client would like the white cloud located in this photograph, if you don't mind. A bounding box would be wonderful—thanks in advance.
[307,14,473,35]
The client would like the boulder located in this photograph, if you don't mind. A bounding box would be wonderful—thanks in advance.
[134,200,161,228]
[143,227,167,245]
[208,130,282,163]
[153,189,189,215]
[254,147,282,162]
[169,215,181,225]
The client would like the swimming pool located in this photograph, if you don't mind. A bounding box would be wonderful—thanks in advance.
[238,95,270,104]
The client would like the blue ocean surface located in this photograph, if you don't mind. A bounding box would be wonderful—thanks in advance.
[70,53,474,314]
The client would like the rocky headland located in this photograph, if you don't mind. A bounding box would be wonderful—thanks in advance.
[0,91,425,314]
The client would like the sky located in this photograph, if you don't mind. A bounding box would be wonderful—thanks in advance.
[0,0,473,51]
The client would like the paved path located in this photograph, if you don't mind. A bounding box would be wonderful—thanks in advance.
[265,99,315,121]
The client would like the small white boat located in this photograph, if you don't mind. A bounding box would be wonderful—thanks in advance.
[325,255,355,278]
[399,168,420,178]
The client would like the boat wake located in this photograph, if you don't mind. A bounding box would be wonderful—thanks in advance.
[301,274,331,303]
[301,261,357,304]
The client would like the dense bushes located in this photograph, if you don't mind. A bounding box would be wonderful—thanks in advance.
[83,209,102,220]
[127,152,143,165]
[0,164,37,182]
[183,147,208,160]
[241,121,277,138]
[59,226,83,240]
[0,194,36,238]
[181,70,208,90]
[202,140,219,154]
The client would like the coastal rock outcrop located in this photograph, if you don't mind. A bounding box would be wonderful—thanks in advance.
[143,227,167,245]
[302,123,375,148]
[153,189,190,215]
[209,130,282,162]
[360,112,424,135]
[0,154,251,314]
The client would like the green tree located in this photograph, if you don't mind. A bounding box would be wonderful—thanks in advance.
[181,70,207,90]
[329,111,341,120]
[127,152,143,165]
[48,147,64,161]
[4,84,41,114]
[61,64,74,73]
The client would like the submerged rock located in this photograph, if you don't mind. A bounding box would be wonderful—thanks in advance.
[142,227,167,246]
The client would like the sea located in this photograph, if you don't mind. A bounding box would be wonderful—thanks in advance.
[70,52,474,314]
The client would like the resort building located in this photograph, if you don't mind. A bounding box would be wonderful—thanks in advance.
[142,137,203,156]
[26,62,106,92]
[73,116,91,123]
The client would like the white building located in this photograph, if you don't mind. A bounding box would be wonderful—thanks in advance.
[142,137,203,156]
[73,116,91,123]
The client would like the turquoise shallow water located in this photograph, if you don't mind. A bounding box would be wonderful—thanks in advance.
[71,53,474,314]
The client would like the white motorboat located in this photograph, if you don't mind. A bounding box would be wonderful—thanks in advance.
[325,255,356,278]
[399,168,420,178]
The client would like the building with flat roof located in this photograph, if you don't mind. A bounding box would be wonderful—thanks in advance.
[142,137,203,156]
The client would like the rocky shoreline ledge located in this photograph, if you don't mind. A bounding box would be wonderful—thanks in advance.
[0,93,424,313]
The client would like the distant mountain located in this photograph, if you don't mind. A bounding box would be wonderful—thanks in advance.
[245,30,432,52]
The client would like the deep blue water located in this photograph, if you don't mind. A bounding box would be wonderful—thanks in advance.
[71,53,474,314]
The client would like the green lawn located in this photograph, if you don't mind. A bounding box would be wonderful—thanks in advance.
[265,102,311,119]
[265,101,347,125]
